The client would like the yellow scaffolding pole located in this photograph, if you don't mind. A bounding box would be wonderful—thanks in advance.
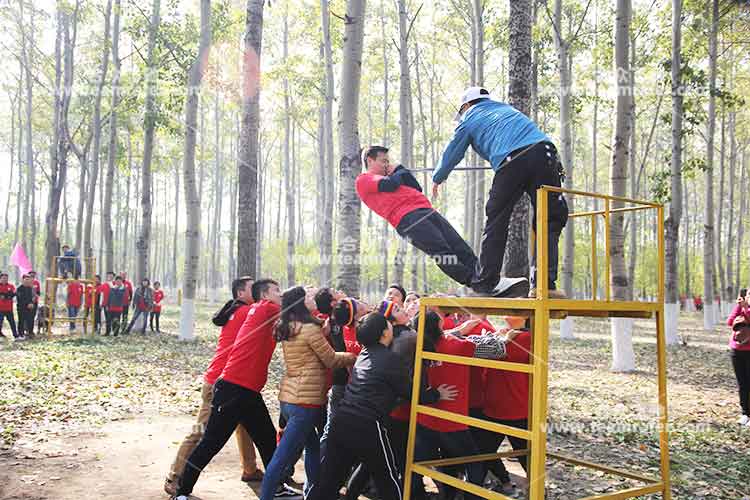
[402,186,671,500]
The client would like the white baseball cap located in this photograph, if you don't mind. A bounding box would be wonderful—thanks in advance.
[456,86,491,119]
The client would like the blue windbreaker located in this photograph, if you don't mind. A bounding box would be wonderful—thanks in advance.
[433,99,549,184]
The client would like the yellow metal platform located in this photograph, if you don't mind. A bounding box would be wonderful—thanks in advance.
[402,187,671,500]
[43,255,97,330]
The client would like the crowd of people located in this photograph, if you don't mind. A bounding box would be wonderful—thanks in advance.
[0,247,165,339]
[165,278,532,500]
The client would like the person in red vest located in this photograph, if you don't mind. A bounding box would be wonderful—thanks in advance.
[0,272,19,339]
[151,281,164,333]
[174,279,294,500]
[120,271,134,326]
[66,272,84,332]
[477,316,532,493]
[84,275,101,334]
[410,310,517,500]
[99,272,115,335]
[28,270,41,321]
[164,277,261,496]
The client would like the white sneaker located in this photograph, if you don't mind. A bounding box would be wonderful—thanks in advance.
[274,483,302,498]
[739,415,750,426]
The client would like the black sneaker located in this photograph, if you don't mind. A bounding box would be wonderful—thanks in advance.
[274,483,302,498]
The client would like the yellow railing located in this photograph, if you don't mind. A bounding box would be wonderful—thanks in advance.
[402,186,671,500]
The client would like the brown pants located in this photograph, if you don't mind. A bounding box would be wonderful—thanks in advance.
[168,381,258,480]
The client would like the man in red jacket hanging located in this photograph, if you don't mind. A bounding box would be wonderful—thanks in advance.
[0,272,19,339]
[356,145,528,298]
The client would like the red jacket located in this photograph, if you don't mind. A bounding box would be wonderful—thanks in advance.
[98,283,111,307]
[67,282,84,308]
[220,300,281,392]
[205,303,252,385]
[0,283,16,312]
[85,284,99,308]
[123,280,133,304]
[152,290,164,313]
[484,331,531,421]
[356,171,433,228]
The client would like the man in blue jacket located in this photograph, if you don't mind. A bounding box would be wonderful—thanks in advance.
[433,87,569,298]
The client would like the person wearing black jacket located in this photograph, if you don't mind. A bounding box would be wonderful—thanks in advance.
[307,313,456,500]
[16,275,36,338]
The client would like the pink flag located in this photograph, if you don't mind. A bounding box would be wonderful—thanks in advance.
[10,242,32,276]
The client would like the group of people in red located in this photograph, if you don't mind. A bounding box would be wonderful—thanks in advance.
[0,265,164,339]
[0,270,41,340]
[82,271,165,335]
[165,277,533,500]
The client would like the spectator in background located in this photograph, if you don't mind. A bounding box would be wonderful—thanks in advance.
[100,272,115,335]
[151,281,164,333]
[66,272,84,331]
[105,276,127,336]
[85,275,102,334]
[123,278,154,335]
[58,245,82,279]
[16,274,36,339]
[726,295,750,426]
[120,271,134,327]
[0,272,19,340]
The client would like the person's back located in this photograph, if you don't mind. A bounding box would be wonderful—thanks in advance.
[108,286,126,312]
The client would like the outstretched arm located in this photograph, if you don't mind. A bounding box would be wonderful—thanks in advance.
[433,122,472,185]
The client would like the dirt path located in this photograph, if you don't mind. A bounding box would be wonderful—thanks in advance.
[0,414,274,500]
[0,413,527,500]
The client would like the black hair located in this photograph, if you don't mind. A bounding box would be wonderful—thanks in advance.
[388,284,407,302]
[141,278,151,287]
[95,274,101,280]
[332,299,357,327]
[315,287,335,315]
[356,312,389,346]
[252,278,278,302]
[406,291,421,299]
[106,271,115,277]
[362,145,389,167]
[411,310,442,352]
[232,276,254,299]
[114,275,123,281]
[154,281,161,286]
[275,286,322,341]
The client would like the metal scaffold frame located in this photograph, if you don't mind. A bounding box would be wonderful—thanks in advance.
[43,255,97,332]
[403,186,671,500]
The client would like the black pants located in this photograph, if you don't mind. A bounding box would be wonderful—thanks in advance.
[94,303,102,331]
[107,311,122,336]
[124,309,149,335]
[473,141,569,292]
[731,350,750,416]
[0,311,18,338]
[471,412,528,483]
[121,304,130,326]
[307,417,403,500]
[397,208,478,286]
[177,379,278,496]
[345,417,410,500]
[150,311,160,331]
[17,309,34,337]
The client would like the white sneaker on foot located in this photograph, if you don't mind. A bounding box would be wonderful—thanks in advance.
[738,414,750,426]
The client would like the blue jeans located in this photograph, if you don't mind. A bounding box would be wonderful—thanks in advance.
[260,401,321,500]
[68,306,79,330]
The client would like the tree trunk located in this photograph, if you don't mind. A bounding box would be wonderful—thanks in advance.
[45,3,79,277]
[717,104,726,309]
[627,34,637,300]
[610,0,635,372]
[726,91,736,302]
[179,0,211,340]
[735,148,747,296]
[172,159,179,287]
[553,0,575,338]
[379,0,389,290]
[504,0,532,279]
[319,0,335,284]
[237,0,264,277]
[136,0,160,281]
[19,0,35,266]
[394,0,412,285]
[665,0,683,341]
[283,8,295,286]
[472,0,485,253]
[703,0,718,328]
[102,3,121,273]
[336,0,367,296]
